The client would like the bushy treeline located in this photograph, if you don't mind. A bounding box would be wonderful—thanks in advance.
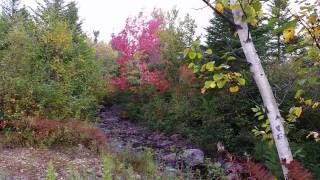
[0,0,105,120]
[0,0,319,178]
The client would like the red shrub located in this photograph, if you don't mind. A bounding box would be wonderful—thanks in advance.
[284,160,313,180]
[2,118,108,152]
[246,160,275,180]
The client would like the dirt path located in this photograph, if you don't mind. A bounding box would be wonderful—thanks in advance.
[0,147,102,180]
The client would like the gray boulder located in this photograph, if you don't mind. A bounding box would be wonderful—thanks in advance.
[181,149,204,166]
[163,153,177,164]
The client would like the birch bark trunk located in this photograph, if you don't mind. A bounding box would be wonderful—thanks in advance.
[230,0,293,177]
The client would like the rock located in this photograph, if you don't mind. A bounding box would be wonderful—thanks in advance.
[170,134,181,142]
[86,168,94,173]
[96,171,103,178]
[151,133,166,141]
[134,174,142,179]
[157,140,173,148]
[163,153,177,164]
[181,149,204,167]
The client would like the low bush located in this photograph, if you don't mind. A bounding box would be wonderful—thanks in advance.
[0,117,108,152]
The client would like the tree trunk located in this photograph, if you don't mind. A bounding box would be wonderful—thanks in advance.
[230,0,293,177]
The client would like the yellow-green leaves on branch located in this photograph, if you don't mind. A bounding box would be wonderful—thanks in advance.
[184,42,245,94]
[201,72,245,94]
[251,106,273,145]
[287,106,303,123]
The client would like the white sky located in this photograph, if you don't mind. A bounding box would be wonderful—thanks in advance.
[21,0,213,42]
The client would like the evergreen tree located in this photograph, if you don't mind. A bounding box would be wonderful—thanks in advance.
[205,13,270,64]
[267,0,291,63]
[35,0,82,35]
[205,13,242,59]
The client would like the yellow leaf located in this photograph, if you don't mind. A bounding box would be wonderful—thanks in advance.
[293,107,303,118]
[229,86,239,93]
[200,64,206,72]
[305,99,313,106]
[206,63,215,71]
[215,3,224,14]
[308,16,317,25]
[210,82,216,88]
[312,102,319,109]
[234,72,241,77]
[283,27,295,43]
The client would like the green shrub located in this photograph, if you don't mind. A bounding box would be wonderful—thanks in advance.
[0,1,106,121]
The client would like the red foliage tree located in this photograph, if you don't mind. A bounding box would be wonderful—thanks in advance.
[111,12,169,91]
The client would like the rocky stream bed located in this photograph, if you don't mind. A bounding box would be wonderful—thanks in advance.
[98,106,207,170]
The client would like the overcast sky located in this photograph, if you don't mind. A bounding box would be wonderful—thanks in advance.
[21,0,214,42]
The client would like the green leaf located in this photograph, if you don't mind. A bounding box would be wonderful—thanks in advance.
[206,62,215,72]
[298,68,308,76]
[197,52,203,59]
[200,64,206,72]
[213,73,223,81]
[217,80,226,88]
[237,78,246,86]
[204,81,213,88]
[295,89,303,99]
[192,66,199,73]
[258,115,265,120]
[265,126,271,133]
[254,112,263,117]
[188,63,195,69]
[252,1,262,12]
[228,4,240,9]
[251,107,259,112]
[188,51,197,60]
[205,49,213,55]
[183,48,190,58]
[227,56,236,61]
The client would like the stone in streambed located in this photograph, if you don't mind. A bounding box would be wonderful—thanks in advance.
[170,134,181,142]
[162,153,177,164]
[157,140,173,148]
[181,149,204,167]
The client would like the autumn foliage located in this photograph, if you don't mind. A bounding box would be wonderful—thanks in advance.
[111,12,170,91]
[284,160,313,180]
[1,118,108,152]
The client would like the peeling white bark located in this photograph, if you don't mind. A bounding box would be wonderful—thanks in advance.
[230,0,293,177]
